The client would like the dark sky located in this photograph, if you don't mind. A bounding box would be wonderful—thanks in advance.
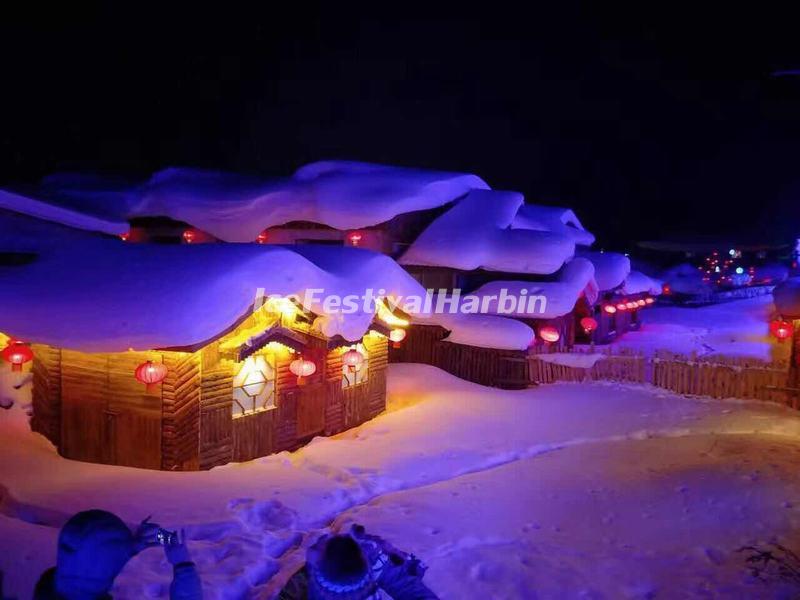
[3,3,800,248]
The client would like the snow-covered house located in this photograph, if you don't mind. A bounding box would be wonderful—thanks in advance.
[0,211,435,470]
[398,189,601,347]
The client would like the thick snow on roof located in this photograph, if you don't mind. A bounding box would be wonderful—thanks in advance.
[399,190,575,274]
[432,314,534,350]
[580,251,631,292]
[0,189,128,236]
[621,270,662,296]
[0,214,531,352]
[660,263,710,295]
[467,258,599,319]
[129,162,489,241]
[773,277,800,318]
[0,234,427,351]
[511,204,595,246]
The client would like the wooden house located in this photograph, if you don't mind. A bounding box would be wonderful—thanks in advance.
[24,299,391,471]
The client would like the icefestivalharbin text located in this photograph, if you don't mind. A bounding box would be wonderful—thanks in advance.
[254,287,548,316]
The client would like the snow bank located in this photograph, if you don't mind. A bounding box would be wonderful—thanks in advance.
[511,203,595,246]
[580,251,631,292]
[467,258,599,319]
[622,270,662,296]
[399,190,575,274]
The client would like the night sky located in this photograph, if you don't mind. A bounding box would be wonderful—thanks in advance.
[3,4,800,248]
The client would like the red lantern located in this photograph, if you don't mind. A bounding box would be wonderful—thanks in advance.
[645,297,655,305]
[388,328,407,348]
[342,348,365,372]
[603,304,617,314]
[289,357,316,386]
[770,319,793,342]
[616,303,628,311]
[1,341,33,372]
[182,229,196,244]
[662,283,672,295]
[626,302,637,310]
[580,317,598,334]
[119,231,130,242]
[134,360,168,392]
[346,231,363,247]
[539,326,561,344]
[256,230,269,244]
[636,299,646,307]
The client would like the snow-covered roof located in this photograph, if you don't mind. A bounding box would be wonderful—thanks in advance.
[0,210,534,352]
[579,251,631,292]
[399,190,575,275]
[511,204,595,246]
[621,270,662,296]
[467,258,599,319]
[0,189,128,236]
[130,162,489,241]
[0,162,489,242]
[773,277,800,318]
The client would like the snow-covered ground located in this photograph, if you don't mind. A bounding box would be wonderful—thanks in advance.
[612,295,789,362]
[2,363,800,598]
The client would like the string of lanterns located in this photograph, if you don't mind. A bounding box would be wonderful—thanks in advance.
[602,296,655,315]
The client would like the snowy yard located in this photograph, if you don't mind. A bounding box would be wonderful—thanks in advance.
[612,295,789,362]
[2,363,800,598]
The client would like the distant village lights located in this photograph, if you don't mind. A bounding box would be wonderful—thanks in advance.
[256,230,269,244]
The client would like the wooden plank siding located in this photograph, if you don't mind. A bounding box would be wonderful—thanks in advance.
[30,344,61,447]
[161,351,201,470]
[389,325,529,389]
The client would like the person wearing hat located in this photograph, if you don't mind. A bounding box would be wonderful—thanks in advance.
[280,525,438,600]
[33,509,202,599]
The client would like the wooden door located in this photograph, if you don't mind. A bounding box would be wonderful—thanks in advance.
[60,351,110,464]
[296,383,326,438]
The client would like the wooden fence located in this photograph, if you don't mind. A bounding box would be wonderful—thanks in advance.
[529,347,796,407]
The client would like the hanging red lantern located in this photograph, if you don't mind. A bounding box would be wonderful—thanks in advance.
[662,284,672,295]
[134,360,168,392]
[256,230,269,244]
[289,357,317,386]
[626,301,637,310]
[616,303,628,311]
[182,229,197,244]
[1,341,33,372]
[342,348,365,372]
[636,299,646,307]
[603,304,617,314]
[645,297,655,305]
[770,319,793,342]
[388,328,407,348]
[346,231,363,247]
[539,326,561,343]
[119,231,130,242]
[580,317,598,334]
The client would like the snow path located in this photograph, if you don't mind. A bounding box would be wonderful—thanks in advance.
[1,364,800,598]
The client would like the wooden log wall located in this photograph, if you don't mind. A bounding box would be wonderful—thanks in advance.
[389,325,529,389]
[30,344,61,447]
[161,351,201,470]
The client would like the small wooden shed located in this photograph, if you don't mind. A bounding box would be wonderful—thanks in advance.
[26,301,390,471]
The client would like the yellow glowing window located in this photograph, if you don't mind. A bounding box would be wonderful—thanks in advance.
[232,355,276,417]
[342,343,369,389]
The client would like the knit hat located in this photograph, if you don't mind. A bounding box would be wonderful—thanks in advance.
[54,510,134,599]
[306,534,378,600]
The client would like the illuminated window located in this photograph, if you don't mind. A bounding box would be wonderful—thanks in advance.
[342,343,369,388]
[232,355,276,417]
